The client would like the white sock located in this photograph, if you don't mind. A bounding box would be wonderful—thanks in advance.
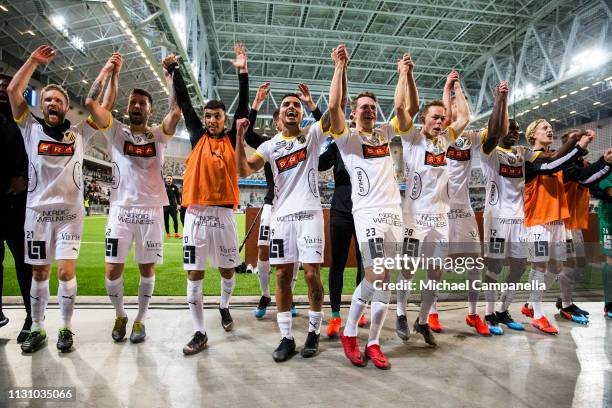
[220,275,235,309]
[308,311,323,335]
[429,302,438,314]
[419,287,436,324]
[466,267,480,315]
[257,260,271,298]
[559,267,574,308]
[291,263,299,292]
[106,277,127,318]
[532,301,544,319]
[58,278,77,329]
[187,279,205,333]
[529,269,546,319]
[485,289,497,315]
[396,274,411,317]
[31,279,50,331]
[498,289,516,312]
[343,280,374,337]
[135,276,155,322]
[277,311,293,339]
[367,301,388,347]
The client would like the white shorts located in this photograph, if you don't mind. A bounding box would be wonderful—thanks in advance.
[565,228,585,259]
[183,206,240,270]
[483,215,528,259]
[105,206,164,264]
[448,207,481,255]
[402,212,449,260]
[354,207,403,268]
[527,221,567,263]
[269,210,324,265]
[24,205,84,265]
[257,204,273,247]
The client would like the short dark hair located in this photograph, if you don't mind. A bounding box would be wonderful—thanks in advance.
[350,92,377,111]
[129,88,153,105]
[280,93,301,104]
[272,108,280,122]
[203,99,226,112]
[0,73,13,82]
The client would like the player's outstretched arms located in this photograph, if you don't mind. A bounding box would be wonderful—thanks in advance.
[235,118,264,177]
[328,44,348,135]
[85,53,123,129]
[482,81,509,155]
[8,45,56,119]
[161,55,183,136]
[449,75,470,135]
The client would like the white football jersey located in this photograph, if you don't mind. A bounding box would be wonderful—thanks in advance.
[401,125,454,214]
[15,109,97,209]
[447,129,485,209]
[481,145,540,218]
[99,118,171,207]
[256,120,327,218]
[333,120,402,212]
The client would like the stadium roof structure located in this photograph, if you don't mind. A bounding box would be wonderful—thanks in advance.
[0,0,610,134]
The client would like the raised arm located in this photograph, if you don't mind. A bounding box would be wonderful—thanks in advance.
[482,81,509,155]
[101,61,120,111]
[297,83,323,120]
[441,71,458,129]
[535,130,584,162]
[228,43,250,147]
[329,44,348,135]
[235,118,265,177]
[244,82,270,149]
[395,53,413,131]
[165,57,203,148]
[85,53,122,128]
[449,77,470,135]
[7,45,56,119]
[405,54,419,118]
[161,56,182,136]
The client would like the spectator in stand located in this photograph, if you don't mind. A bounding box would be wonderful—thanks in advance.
[164,175,181,238]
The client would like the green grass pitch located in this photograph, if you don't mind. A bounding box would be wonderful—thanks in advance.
[1,213,361,296]
[1,213,602,296]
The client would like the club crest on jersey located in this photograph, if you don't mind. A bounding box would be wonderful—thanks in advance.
[362,143,390,159]
[499,163,523,178]
[124,141,156,157]
[453,136,471,149]
[424,151,447,167]
[275,147,307,173]
[446,146,470,161]
[38,140,75,156]
[145,131,155,140]
[64,131,77,143]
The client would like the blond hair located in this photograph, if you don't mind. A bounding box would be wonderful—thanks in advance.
[40,84,69,106]
[525,118,546,146]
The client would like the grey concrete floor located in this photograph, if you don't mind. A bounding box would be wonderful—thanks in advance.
[0,302,610,408]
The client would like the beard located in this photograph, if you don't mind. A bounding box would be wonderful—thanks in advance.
[43,109,65,126]
[129,112,145,125]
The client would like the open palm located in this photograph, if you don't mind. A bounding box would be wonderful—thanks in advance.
[31,45,56,64]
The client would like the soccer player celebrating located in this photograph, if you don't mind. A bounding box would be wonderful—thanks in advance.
[521,119,612,334]
[167,45,249,355]
[318,63,367,338]
[557,130,611,322]
[235,91,330,363]
[0,73,32,343]
[85,53,182,343]
[520,119,596,333]
[421,78,511,336]
[247,83,321,319]
[398,70,471,347]
[7,45,101,352]
[327,45,411,368]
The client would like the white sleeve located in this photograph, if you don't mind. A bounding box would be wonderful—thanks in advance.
[521,146,541,163]
[255,140,270,163]
[400,125,421,146]
[13,108,35,145]
[310,118,337,147]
